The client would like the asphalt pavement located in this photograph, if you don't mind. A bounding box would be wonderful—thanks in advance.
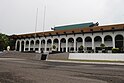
[0,58,124,83]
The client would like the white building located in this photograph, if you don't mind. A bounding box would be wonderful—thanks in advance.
[11,22,124,53]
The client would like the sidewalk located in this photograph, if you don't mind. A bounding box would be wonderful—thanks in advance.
[47,59,124,65]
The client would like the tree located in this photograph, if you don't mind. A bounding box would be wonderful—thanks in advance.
[9,38,16,50]
[0,33,9,51]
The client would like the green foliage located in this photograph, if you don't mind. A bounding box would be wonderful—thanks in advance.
[100,43,105,49]
[0,33,9,51]
[79,45,83,50]
[9,39,16,50]
[78,45,84,53]
[52,45,56,49]
[112,48,120,53]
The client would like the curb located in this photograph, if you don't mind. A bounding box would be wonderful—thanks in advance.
[47,60,124,65]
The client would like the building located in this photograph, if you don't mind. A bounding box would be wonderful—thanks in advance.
[11,22,124,53]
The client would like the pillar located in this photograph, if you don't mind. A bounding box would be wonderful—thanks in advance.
[112,36,115,48]
[83,38,85,47]
[74,38,76,52]
[51,39,53,51]
[44,39,47,52]
[92,37,94,50]
[28,40,31,51]
[66,38,68,52]
[102,36,104,44]
[19,41,22,52]
[38,40,41,53]
[82,38,85,52]
[15,41,18,51]
[58,38,60,51]
[24,41,26,51]
[33,39,36,51]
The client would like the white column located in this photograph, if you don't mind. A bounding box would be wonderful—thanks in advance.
[83,38,85,52]
[51,39,53,51]
[58,38,60,51]
[38,40,41,53]
[83,38,85,47]
[45,39,47,52]
[28,40,31,51]
[33,39,36,51]
[92,37,94,50]
[19,41,22,52]
[74,38,76,52]
[102,36,104,44]
[113,36,115,48]
[66,38,68,52]
[24,41,26,51]
[15,41,18,51]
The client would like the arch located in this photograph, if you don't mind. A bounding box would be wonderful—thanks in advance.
[85,36,92,50]
[76,37,82,42]
[41,39,45,44]
[104,35,113,51]
[76,37,83,51]
[94,36,102,51]
[85,36,92,42]
[25,40,29,51]
[104,35,112,41]
[41,39,45,53]
[35,40,39,51]
[115,35,124,49]
[94,36,102,42]
[35,40,39,45]
[47,39,52,51]
[30,40,34,51]
[53,39,59,51]
[53,38,59,43]
[60,38,66,52]
[61,38,66,43]
[21,41,24,52]
[30,40,34,45]
[68,38,74,52]
[47,39,52,44]
[26,40,29,45]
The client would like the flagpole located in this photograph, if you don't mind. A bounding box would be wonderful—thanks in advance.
[43,1,46,35]
[35,8,38,38]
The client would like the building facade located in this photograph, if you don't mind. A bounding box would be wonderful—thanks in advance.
[11,23,124,53]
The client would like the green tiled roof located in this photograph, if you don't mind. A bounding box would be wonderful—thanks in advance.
[53,22,94,30]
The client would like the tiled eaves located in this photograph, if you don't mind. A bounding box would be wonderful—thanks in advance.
[11,23,124,39]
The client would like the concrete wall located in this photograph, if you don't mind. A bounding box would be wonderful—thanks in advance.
[69,53,124,61]
[48,53,69,60]
[0,51,41,60]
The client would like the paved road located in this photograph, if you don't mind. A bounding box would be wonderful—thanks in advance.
[0,58,124,83]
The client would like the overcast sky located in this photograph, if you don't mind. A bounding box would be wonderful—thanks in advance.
[0,0,124,35]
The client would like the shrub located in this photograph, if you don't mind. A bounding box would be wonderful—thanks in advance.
[112,48,119,53]
[78,45,84,53]
[52,45,56,49]
[100,43,105,49]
